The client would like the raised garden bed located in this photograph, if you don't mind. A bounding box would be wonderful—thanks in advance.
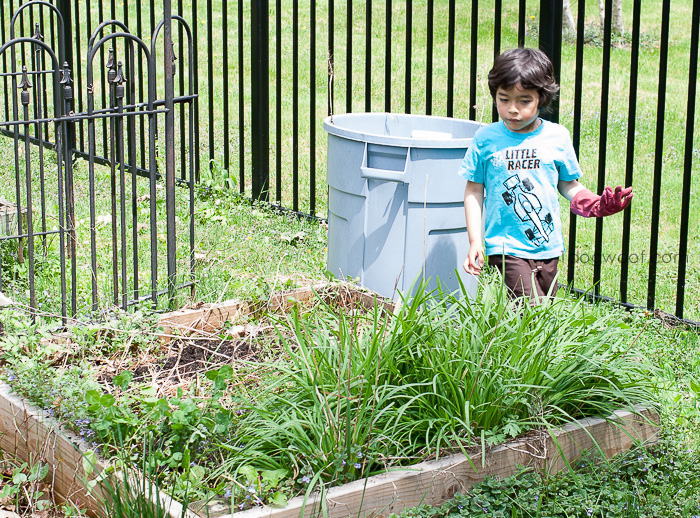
[0,379,658,518]
[0,381,99,513]
[0,283,395,516]
[0,281,661,518]
[194,407,658,518]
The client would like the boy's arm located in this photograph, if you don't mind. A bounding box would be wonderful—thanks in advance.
[558,179,586,201]
[558,180,633,217]
[463,181,485,275]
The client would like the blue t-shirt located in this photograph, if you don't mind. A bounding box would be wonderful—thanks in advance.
[458,119,582,260]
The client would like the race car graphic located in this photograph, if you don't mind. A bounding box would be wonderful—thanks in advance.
[501,174,553,245]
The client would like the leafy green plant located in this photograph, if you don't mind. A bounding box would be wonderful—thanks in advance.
[80,365,237,502]
[227,465,290,511]
[0,457,50,514]
[198,159,237,196]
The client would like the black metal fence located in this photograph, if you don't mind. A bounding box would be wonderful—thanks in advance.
[1,0,699,323]
[0,0,196,321]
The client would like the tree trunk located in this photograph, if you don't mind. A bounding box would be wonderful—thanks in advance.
[612,0,624,34]
[563,0,576,34]
[600,0,625,34]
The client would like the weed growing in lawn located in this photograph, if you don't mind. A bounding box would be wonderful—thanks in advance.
[566,22,659,50]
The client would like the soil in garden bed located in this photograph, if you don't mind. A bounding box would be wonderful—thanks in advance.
[131,337,261,383]
[98,330,273,391]
[95,284,382,392]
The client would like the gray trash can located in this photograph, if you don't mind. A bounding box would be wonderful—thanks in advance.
[323,113,483,300]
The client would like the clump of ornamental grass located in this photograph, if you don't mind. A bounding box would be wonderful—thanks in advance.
[210,273,657,502]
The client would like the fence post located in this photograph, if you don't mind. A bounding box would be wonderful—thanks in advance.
[164,0,177,308]
[251,0,270,201]
[57,0,75,151]
[538,0,563,123]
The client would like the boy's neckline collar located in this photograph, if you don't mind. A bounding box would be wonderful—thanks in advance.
[500,117,545,136]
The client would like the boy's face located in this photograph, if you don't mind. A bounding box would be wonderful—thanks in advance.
[495,84,540,133]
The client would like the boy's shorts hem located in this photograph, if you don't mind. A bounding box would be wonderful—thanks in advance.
[487,254,560,300]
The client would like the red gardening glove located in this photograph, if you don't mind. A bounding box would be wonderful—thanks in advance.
[570,185,633,217]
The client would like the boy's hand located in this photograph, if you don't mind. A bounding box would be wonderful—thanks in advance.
[463,244,485,276]
[571,185,633,217]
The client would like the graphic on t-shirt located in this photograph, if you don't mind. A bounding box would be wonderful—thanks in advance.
[504,148,540,171]
[502,174,553,245]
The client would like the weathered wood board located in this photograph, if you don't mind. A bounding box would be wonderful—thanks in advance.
[158,299,251,340]
[0,382,103,514]
[158,282,396,342]
[197,407,658,518]
[0,381,197,518]
[0,198,27,237]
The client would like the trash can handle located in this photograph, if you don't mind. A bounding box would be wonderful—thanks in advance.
[360,142,411,183]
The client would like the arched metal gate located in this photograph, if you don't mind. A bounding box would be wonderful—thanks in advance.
[0,1,196,322]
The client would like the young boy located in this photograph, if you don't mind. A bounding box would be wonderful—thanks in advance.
[460,48,632,300]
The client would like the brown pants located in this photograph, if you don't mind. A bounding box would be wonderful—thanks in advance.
[488,255,559,300]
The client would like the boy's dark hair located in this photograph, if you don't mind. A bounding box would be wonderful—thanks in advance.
[488,48,560,110]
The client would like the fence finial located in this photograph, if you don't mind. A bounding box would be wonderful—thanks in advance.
[19,66,32,106]
[107,47,117,83]
[115,61,125,100]
[32,22,44,43]
[60,63,74,103]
